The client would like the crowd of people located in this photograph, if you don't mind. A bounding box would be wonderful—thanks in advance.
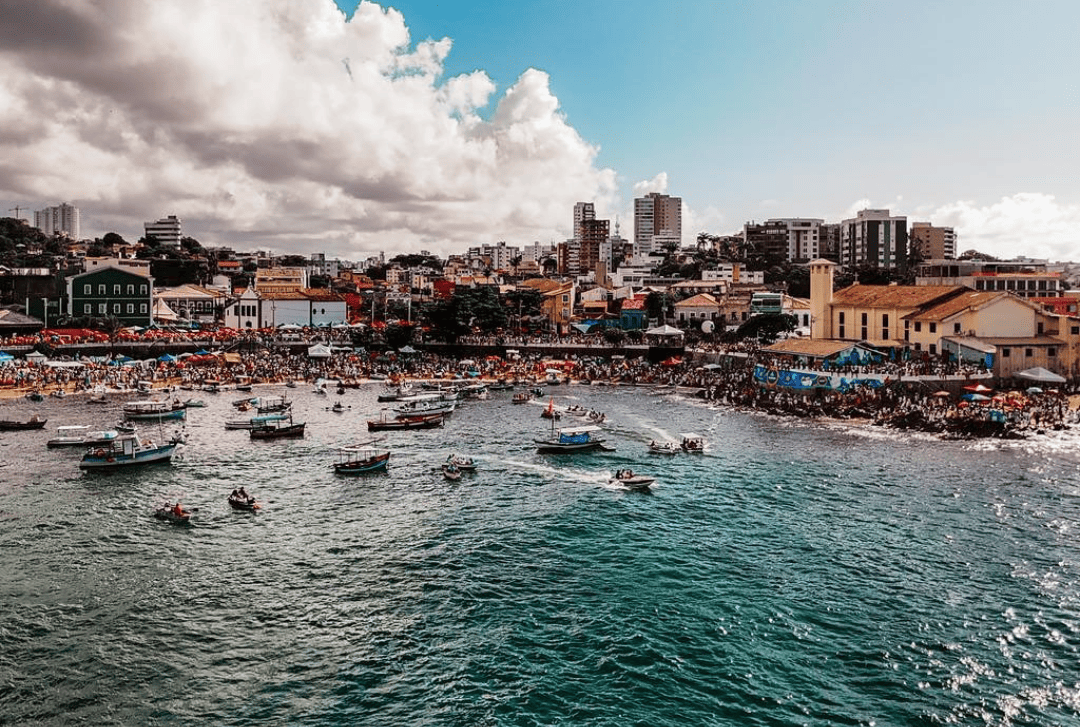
[1,332,1077,439]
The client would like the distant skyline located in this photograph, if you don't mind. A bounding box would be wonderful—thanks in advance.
[2,0,1079,262]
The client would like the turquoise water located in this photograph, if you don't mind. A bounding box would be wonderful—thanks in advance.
[2,385,1080,725]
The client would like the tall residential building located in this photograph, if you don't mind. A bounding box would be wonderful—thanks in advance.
[910,222,956,260]
[839,209,908,269]
[761,218,823,262]
[35,203,80,239]
[573,202,595,241]
[579,218,610,276]
[144,215,182,247]
[634,192,682,256]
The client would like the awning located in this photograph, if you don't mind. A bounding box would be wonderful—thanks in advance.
[1015,366,1067,383]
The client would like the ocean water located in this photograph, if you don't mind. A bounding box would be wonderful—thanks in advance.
[2,385,1080,726]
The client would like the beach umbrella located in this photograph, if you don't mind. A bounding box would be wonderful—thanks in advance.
[961,393,990,402]
[1026,386,1043,394]
[963,383,993,393]
[158,353,176,362]
[931,390,951,397]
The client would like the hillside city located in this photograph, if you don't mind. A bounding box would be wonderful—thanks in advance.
[2,196,1080,384]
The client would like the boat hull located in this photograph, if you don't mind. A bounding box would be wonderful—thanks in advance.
[79,445,176,469]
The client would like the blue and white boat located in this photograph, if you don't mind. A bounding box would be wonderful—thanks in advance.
[534,425,609,454]
[79,432,177,470]
[122,399,187,422]
[224,412,291,430]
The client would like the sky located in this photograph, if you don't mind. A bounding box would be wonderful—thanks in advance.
[2,0,1079,262]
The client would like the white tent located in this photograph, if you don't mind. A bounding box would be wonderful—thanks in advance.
[306,343,332,359]
[152,299,180,321]
[645,324,684,337]
[1015,366,1066,384]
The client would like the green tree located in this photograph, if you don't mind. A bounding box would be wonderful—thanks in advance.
[602,327,626,345]
[384,322,415,349]
[103,232,126,247]
[734,313,797,344]
[645,291,666,322]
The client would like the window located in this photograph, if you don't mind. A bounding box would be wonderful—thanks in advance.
[112,303,120,314]
[83,284,91,294]
[929,323,937,334]
[861,312,868,326]
[127,284,134,294]
[929,344,937,355]
[1048,347,1057,357]
[915,342,922,351]
[882,314,889,328]
[1071,326,1079,335]
[1037,322,1044,335]
[113,284,120,295]
[1025,348,1033,357]
[140,304,148,313]
[915,322,922,332]
[98,303,106,314]
[882,327,889,340]
[83,303,91,314]
[1002,348,1011,358]
[954,322,962,334]
[141,284,148,294]
[98,284,106,295]
[127,303,134,314]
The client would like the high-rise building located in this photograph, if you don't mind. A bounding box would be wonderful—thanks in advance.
[839,209,908,269]
[144,215,182,247]
[573,202,595,241]
[35,203,80,239]
[910,222,956,260]
[767,218,823,262]
[634,192,682,256]
[579,218,610,276]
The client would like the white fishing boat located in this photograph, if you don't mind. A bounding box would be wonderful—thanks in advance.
[393,396,456,418]
[47,426,123,449]
[79,432,177,469]
[224,412,291,430]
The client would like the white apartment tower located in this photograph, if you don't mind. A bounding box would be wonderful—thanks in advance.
[767,218,823,262]
[634,192,682,256]
[35,203,80,239]
[144,215,182,247]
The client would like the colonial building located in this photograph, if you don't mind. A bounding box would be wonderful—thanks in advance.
[674,293,721,326]
[222,288,346,329]
[67,265,154,326]
[154,284,228,325]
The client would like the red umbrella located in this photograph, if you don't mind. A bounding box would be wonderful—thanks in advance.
[963,383,993,393]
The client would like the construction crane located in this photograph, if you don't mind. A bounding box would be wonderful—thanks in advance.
[8,206,27,219]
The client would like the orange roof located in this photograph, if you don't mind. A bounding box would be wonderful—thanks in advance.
[831,284,967,310]
[904,291,1013,321]
[674,293,719,308]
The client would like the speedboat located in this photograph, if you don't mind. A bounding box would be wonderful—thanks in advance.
[648,441,680,455]
[445,453,476,471]
[48,426,122,448]
[122,399,187,422]
[681,436,705,453]
[228,492,261,511]
[154,504,191,524]
[610,469,656,492]
[368,412,444,431]
[442,463,462,481]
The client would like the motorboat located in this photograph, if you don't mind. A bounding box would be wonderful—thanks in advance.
[334,447,391,475]
[224,413,290,430]
[255,395,291,413]
[442,463,462,481]
[249,414,305,440]
[80,432,178,469]
[393,397,456,418]
[154,503,191,524]
[535,425,609,454]
[331,402,346,413]
[444,453,476,471]
[122,399,187,422]
[648,440,680,455]
[47,426,122,449]
[0,415,47,430]
[367,412,444,431]
[610,469,656,492]
[512,392,532,404]
[228,491,261,511]
[681,436,705,453]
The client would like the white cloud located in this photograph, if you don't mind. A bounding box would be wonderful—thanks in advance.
[632,172,668,197]
[931,193,1080,262]
[0,0,615,257]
